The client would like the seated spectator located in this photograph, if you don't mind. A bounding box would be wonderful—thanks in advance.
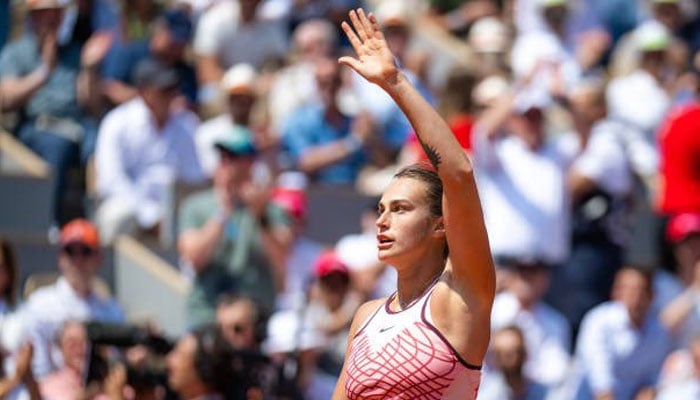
[39,320,87,400]
[0,0,111,226]
[178,131,292,327]
[490,257,571,388]
[215,294,268,352]
[574,266,673,400]
[102,9,198,107]
[281,58,371,185]
[659,213,700,346]
[193,0,288,104]
[94,58,205,244]
[657,333,700,400]
[195,63,262,177]
[20,219,124,378]
[478,326,550,400]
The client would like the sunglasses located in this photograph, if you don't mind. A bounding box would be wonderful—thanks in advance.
[224,323,248,334]
[61,244,96,258]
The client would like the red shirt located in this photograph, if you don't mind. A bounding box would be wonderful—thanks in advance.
[406,114,474,162]
[658,102,700,214]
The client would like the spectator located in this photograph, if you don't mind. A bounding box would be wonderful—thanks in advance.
[656,333,700,400]
[0,0,111,226]
[118,0,163,42]
[102,9,198,107]
[20,219,124,378]
[490,257,571,388]
[478,326,550,400]
[215,294,268,351]
[178,130,292,327]
[38,320,87,400]
[468,17,511,79]
[659,213,700,346]
[0,239,18,315]
[0,0,10,50]
[195,63,261,177]
[281,57,371,185]
[193,0,287,103]
[94,58,205,244]
[574,266,673,400]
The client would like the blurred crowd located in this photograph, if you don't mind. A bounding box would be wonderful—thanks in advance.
[2,0,700,398]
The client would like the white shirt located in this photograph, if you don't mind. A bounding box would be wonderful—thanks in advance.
[491,292,571,387]
[574,301,673,400]
[268,62,319,133]
[335,231,397,299]
[472,129,570,265]
[193,3,288,69]
[607,70,670,137]
[20,278,124,378]
[95,98,204,226]
[275,236,324,311]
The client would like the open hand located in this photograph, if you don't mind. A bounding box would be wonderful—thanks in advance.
[339,8,399,88]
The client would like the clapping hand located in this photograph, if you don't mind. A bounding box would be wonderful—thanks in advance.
[339,9,399,88]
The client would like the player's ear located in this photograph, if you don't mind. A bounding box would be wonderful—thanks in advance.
[433,217,446,237]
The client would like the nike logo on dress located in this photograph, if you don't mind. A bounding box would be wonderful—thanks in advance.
[379,326,395,333]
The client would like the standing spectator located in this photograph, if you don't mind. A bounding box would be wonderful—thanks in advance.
[0,0,111,226]
[281,58,371,185]
[490,257,571,388]
[478,326,550,400]
[193,0,287,104]
[102,9,198,107]
[94,58,205,244]
[177,131,292,327]
[20,219,124,378]
[574,266,673,400]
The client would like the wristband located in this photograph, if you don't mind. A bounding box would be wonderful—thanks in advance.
[342,134,362,153]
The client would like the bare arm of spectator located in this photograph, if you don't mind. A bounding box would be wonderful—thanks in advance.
[0,32,56,112]
[196,55,224,88]
[661,261,700,335]
[294,111,373,174]
[77,32,113,116]
[0,343,39,399]
[102,79,138,105]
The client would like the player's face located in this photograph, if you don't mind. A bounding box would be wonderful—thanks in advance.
[376,178,441,264]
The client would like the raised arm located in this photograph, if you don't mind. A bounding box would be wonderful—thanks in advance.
[339,9,494,304]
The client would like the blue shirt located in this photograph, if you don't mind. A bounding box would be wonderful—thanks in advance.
[102,39,198,106]
[282,105,366,185]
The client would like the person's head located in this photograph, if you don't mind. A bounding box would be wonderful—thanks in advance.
[150,10,193,63]
[666,213,700,285]
[539,0,569,34]
[375,0,412,59]
[167,325,237,399]
[133,58,181,124]
[508,99,547,150]
[468,17,510,77]
[57,320,88,374]
[439,67,477,117]
[292,19,337,62]
[567,79,607,129]
[314,251,351,311]
[58,219,102,293]
[376,164,446,266]
[26,0,67,39]
[499,257,551,308]
[472,75,510,115]
[221,64,258,125]
[651,0,683,32]
[216,294,267,350]
[0,239,18,307]
[635,20,671,79]
[239,0,261,23]
[213,127,257,190]
[491,325,527,378]
[611,266,654,327]
[315,57,343,109]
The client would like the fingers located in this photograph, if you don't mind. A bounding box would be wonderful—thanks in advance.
[339,56,362,72]
[357,8,375,38]
[349,9,369,43]
[341,21,363,56]
[367,12,386,42]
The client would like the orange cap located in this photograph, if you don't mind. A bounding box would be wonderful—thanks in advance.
[59,219,100,249]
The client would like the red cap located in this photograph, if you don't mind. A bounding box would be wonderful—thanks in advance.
[314,251,349,278]
[271,188,307,220]
[666,213,700,243]
[60,219,100,249]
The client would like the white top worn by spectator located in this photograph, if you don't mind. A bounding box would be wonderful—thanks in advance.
[95,97,204,229]
[20,277,124,378]
[193,0,287,69]
[606,69,670,138]
[472,126,570,265]
[491,291,571,387]
[574,301,673,400]
[335,231,396,299]
[275,236,325,311]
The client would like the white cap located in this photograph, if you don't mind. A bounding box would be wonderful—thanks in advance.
[276,171,308,191]
[635,20,671,52]
[374,0,412,27]
[469,17,509,53]
[221,63,258,95]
